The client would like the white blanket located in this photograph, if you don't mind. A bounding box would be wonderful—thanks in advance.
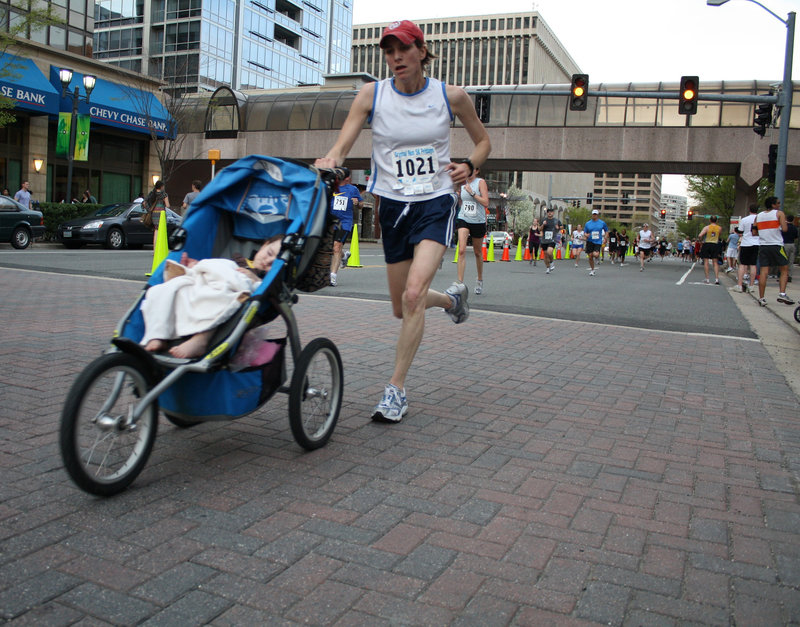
[140,258,258,345]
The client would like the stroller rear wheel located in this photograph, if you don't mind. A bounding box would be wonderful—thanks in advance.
[289,338,343,450]
[60,353,158,496]
[795,305,800,323]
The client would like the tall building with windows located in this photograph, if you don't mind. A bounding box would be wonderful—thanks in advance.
[352,12,579,86]
[0,0,95,57]
[661,193,688,235]
[593,173,663,227]
[93,0,354,94]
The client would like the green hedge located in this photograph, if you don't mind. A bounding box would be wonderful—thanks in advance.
[38,203,101,240]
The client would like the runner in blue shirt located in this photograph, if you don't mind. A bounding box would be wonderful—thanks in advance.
[583,209,609,276]
[329,167,362,286]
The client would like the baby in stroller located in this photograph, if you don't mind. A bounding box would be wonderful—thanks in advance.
[141,234,283,358]
[141,234,284,358]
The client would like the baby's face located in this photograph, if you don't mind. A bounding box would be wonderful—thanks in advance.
[253,239,281,271]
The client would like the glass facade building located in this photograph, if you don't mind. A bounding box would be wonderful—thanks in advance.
[93,0,353,94]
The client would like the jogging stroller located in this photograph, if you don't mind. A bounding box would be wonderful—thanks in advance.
[60,156,344,496]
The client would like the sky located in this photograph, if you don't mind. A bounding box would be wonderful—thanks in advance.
[352,0,799,196]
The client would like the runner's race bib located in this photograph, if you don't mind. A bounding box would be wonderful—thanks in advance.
[591,231,601,241]
[462,200,478,218]
[392,145,438,195]
[544,230,554,241]
[332,195,348,212]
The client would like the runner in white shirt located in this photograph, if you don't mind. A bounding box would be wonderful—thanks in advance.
[638,223,654,272]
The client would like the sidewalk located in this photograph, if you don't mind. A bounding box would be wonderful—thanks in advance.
[1,268,799,625]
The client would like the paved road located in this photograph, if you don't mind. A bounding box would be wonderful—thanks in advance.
[0,243,757,337]
[1,255,799,624]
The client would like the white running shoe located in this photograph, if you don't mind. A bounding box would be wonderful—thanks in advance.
[371,384,408,423]
[589,270,596,276]
[445,282,469,323]
[474,280,483,295]
[545,267,551,274]
[330,273,337,286]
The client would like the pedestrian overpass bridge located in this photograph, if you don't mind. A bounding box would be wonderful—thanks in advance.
[174,79,800,212]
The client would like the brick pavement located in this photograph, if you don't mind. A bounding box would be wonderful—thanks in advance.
[1,268,799,625]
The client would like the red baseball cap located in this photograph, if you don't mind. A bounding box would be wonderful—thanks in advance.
[380,20,425,47]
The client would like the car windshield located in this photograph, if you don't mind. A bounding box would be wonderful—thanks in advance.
[490,232,505,237]
[90,204,129,218]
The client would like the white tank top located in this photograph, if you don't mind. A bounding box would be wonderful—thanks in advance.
[457,178,485,224]
[368,77,454,202]
[756,209,783,246]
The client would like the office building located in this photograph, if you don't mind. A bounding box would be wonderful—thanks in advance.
[661,193,688,235]
[94,0,354,94]
[593,173,663,228]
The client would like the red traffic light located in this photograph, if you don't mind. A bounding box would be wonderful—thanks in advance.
[660,209,666,218]
[687,209,694,221]
[679,76,699,115]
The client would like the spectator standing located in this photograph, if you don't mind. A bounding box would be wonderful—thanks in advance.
[14,181,31,208]
[755,196,794,306]
[314,19,490,423]
[783,213,797,283]
[145,180,170,248]
[734,204,760,293]
[328,168,361,287]
[80,189,97,203]
[181,179,203,215]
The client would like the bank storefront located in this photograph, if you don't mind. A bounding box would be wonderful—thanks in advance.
[0,41,169,206]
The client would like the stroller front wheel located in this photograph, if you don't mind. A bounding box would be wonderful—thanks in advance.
[60,353,159,496]
[289,338,343,450]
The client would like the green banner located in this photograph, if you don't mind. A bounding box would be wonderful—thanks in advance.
[56,112,70,158]
[74,114,90,162]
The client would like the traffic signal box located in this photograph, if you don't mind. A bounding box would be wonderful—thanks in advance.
[660,209,666,218]
[679,76,699,115]
[687,209,694,221]
[768,143,778,183]
[753,103,772,137]
[570,74,588,111]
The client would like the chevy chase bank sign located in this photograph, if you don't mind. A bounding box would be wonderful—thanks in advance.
[89,105,169,133]
[1,85,48,107]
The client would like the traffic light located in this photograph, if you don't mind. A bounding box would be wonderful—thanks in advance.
[660,209,666,218]
[570,74,588,111]
[586,192,593,205]
[679,76,699,115]
[753,103,772,137]
[768,143,778,183]
[687,209,693,221]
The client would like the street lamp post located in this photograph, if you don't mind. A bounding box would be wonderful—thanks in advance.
[58,68,95,203]
[707,0,795,205]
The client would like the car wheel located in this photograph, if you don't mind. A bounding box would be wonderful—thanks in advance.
[105,227,125,250]
[11,226,31,249]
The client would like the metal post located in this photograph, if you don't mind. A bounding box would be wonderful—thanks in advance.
[774,11,795,206]
[65,87,79,203]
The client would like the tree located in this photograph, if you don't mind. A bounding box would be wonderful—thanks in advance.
[0,1,65,127]
[675,218,703,239]
[565,206,590,227]
[504,185,533,237]
[685,175,735,228]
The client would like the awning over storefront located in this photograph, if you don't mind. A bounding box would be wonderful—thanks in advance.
[50,68,172,138]
[0,53,59,115]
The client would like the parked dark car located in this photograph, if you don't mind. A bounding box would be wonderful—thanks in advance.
[57,202,181,249]
[0,195,45,249]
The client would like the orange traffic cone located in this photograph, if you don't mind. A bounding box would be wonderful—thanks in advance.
[500,236,511,261]
[556,246,562,260]
[523,245,531,261]
[481,235,488,261]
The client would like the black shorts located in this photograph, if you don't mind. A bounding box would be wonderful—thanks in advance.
[455,219,487,240]
[585,241,602,254]
[700,242,719,259]
[739,245,759,266]
[333,228,351,244]
[758,245,789,267]
[639,247,652,257]
[541,241,555,250]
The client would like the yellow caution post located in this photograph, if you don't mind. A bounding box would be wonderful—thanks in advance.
[514,237,523,261]
[487,237,495,262]
[452,242,459,263]
[346,224,362,267]
[146,211,169,277]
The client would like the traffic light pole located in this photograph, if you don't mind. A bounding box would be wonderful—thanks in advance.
[774,11,795,207]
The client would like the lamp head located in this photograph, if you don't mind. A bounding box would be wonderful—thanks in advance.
[83,74,96,94]
[58,68,73,91]
[33,158,43,173]
[706,0,729,5]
